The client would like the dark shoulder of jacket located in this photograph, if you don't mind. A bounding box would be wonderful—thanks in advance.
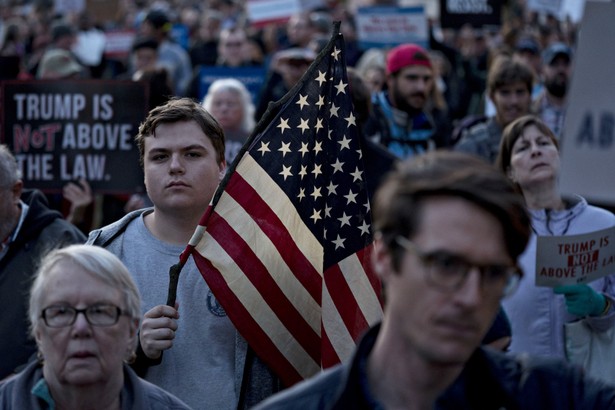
[122,365,191,410]
[253,366,344,410]
[363,100,390,143]
[19,189,61,233]
[486,350,615,408]
[86,209,148,247]
[451,114,488,146]
[16,189,85,245]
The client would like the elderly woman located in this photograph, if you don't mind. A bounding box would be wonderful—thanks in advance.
[0,245,190,409]
[202,78,255,165]
[496,115,615,360]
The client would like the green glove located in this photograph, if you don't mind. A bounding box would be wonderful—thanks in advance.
[554,284,606,317]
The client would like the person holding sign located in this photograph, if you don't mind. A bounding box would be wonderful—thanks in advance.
[496,115,615,362]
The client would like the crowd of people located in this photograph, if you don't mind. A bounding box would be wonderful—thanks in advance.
[1,0,615,409]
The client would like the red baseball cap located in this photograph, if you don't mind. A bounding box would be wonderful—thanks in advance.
[386,44,432,75]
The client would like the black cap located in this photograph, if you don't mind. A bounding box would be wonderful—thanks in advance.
[516,37,540,55]
[542,42,572,65]
[144,9,170,30]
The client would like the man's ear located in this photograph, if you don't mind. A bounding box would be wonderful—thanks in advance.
[372,235,394,283]
[11,180,23,203]
[218,160,227,181]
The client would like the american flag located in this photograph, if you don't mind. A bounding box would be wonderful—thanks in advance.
[179,26,383,386]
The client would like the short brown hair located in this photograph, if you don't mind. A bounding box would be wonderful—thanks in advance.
[135,98,225,166]
[496,114,559,179]
[487,55,534,96]
[373,150,530,270]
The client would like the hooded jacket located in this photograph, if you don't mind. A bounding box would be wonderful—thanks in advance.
[0,189,85,379]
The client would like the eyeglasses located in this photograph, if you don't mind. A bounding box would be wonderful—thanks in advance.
[41,304,125,327]
[395,236,522,297]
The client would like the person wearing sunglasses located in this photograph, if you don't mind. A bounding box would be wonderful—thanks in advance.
[255,151,615,409]
[0,245,189,409]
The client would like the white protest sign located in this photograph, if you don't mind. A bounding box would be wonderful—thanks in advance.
[527,0,563,17]
[54,0,85,14]
[559,1,615,205]
[246,0,300,27]
[356,6,428,50]
[535,226,615,287]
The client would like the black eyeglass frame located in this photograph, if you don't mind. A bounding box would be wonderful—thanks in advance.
[40,304,126,328]
[394,236,522,297]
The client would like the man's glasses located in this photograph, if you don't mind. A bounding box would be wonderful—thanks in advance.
[41,304,126,327]
[395,236,522,297]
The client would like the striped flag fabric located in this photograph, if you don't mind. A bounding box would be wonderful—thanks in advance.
[180,25,383,386]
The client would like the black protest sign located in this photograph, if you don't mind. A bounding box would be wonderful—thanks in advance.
[439,0,502,29]
[1,80,147,193]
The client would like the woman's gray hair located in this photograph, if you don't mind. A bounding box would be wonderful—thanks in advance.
[202,78,255,134]
[29,244,141,335]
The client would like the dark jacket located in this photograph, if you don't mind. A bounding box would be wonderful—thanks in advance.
[254,325,615,410]
[454,116,504,164]
[363,91,452,158]
[0,190,85,379]
[0,361,190,409]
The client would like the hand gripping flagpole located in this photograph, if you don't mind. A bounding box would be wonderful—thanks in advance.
[166,207,214,306]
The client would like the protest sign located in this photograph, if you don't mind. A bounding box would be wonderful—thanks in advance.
[527,0,563,17]
[1,80,147,193]
[246,0,324,26]
[559,1,615,205]
[86,0,120,26]
[246,0,300,27]
[196,66,266,104]
[54,0,84,15]
[356,6,428,50]
[104,30,136,59]
[535,227,615,287]
[439,0,502,29]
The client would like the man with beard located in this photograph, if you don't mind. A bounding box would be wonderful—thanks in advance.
[364,43,451,158]
[533,43,572,139]
[455,55,534,163]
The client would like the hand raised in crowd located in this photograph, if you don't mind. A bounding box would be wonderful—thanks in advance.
[62,178,93,225]
[139,303,180,360]
[124,193,147,213]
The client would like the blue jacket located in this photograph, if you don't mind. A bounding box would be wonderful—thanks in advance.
[254,325,615,410]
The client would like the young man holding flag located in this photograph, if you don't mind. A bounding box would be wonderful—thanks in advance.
[86,98,280,409]
[88,22,382,408]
